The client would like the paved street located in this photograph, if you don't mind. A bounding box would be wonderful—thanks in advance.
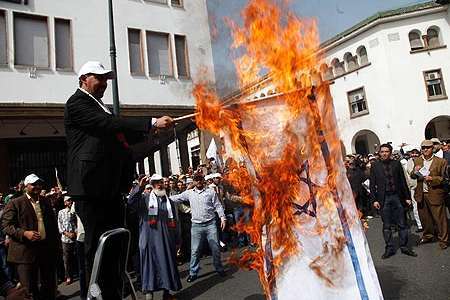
[60,217,450,300]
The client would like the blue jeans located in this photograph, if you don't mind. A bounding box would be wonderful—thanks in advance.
[190,219,224,276]
[381,194,409,253]
[0,245,11,280]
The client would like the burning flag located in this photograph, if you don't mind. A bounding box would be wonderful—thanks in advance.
[193,1,383,299]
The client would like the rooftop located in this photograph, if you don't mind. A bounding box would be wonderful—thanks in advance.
[320,1,444,49]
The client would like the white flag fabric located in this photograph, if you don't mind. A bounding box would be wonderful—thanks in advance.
[222,92,383,300]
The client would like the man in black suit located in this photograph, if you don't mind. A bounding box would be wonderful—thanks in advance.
[64,61,173,299]
[370,143,417,259]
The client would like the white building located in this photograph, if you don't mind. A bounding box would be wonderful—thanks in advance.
[0,0,215,190]
[321,1,450,155]
[223,1,450,156]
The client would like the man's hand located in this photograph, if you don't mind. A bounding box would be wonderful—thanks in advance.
[424,176,433,182]
[220,219,226,231]
[64,232,76,240]
[23,231,40,241]
[154,116,173,129]
[139,176,149,189]
[373,201,381,210]
[405,199,412,206]
[414,165,421,172]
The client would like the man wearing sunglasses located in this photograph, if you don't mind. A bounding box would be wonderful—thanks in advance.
[411,140,448,250]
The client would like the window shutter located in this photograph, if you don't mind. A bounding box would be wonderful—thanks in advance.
[147,31,172,76]
[55,19,72,69]
[175,35,188,77]
[14,13,49,67]
[0,11,6,65]
[408,32,423,50]
[427,29,440,48]
[128,29,143,74]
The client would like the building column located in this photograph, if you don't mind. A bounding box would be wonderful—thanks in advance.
[148,153,155,175]
[178,131,190,174]
[138,159,145,175]
[159,145,170,177]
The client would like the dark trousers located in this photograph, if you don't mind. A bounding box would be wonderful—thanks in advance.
[179,212,192,261]
[419,193,448,246]
[15,256,56,300]
[76,241,87,299]
[381,194,409,253]
[75,196,125,300]
[62,242,76,279]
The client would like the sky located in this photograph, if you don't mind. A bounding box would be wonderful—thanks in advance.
[206,0,432,96]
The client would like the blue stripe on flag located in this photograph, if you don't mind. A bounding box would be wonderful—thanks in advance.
[336,198,369,300]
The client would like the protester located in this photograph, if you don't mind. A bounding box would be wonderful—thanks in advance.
[404,149,423,232]
[411,140,448,249]
[170,173,226,282]
[57,196,77,285]
[64,61,174,299]
[1,174,58,299]
[369,144,417,259]
[128,174,181,300]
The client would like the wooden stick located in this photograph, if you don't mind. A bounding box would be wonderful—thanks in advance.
[173,113,197,122]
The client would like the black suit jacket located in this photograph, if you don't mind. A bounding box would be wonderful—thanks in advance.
[64,89,151,199]
[1,195,58,264]
[369,160,410,207]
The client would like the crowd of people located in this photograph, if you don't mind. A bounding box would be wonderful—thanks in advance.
[0,138,448,299]
[345,138,449,258]
[0,156,254,300]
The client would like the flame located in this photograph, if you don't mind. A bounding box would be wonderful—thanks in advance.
[192,0,360,297]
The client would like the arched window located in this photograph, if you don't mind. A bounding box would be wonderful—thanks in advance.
[331,58,345,76]
[344,52,359,71]
[408,30,423,50]
[427,27,440,48]
[357,46,369,65]
[320,63,333,81]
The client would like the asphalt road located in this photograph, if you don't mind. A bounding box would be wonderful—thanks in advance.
[60,216,450,300]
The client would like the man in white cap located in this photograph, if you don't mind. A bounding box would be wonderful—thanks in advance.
[64,61,174,299]
[1,174,59,299]
[128,174,181,300]
[57,196,77,285]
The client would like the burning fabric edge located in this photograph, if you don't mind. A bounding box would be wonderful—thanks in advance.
[193,81,383,300]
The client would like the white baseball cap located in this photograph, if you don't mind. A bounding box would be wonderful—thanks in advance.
[150,174,163,182]
[24,174,43,185]
[78,61,115,79]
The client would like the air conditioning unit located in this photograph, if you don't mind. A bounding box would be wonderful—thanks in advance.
[426,72,441,81]
[353,94,364,102]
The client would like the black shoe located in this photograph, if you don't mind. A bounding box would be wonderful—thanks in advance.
[381,251,395,259]
[417,238,433,245]
[186,275,197,283]
[415,228,423,233]
[217,270,226,277]
[401,249,417,257]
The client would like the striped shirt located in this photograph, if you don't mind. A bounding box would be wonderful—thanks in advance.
[170,187,225,224]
